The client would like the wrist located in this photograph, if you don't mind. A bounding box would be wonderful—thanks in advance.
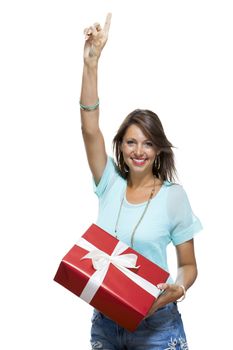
[176,284,186,302]
[83,58,99,69]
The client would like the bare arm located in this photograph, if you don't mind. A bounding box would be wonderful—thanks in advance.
[175,239,197,290]
[80,13,112,184]
[147,239,197,316]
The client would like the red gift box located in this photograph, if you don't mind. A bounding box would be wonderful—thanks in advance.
[54,224,169,332]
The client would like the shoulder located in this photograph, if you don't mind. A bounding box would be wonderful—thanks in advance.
[163,181,189,203]
[108,156,123,178]
[94,155,125,197]
[104,157,126,193]
[101,156,117,176]
[164,181,185,193]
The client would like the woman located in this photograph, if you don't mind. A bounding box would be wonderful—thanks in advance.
[80,13,202,350]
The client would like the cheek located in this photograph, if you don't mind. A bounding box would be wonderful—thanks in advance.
[123,150,132,159]
[121,145,133,155]
[147,149,157,159]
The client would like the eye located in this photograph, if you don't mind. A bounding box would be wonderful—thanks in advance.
[145,141,153,147]
[126,140,134,145]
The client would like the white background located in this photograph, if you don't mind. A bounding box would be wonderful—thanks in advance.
[0,0,232,349]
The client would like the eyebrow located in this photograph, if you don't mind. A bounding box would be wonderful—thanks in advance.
[125,137,153,142]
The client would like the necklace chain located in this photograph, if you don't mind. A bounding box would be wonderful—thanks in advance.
[114,178,156,247]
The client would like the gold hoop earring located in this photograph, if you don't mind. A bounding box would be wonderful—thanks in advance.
[155,155,160,170]
[124,163,129,173]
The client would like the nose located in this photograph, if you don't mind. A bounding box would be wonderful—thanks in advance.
[134,144,144,156]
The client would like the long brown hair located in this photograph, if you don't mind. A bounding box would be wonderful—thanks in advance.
[113,109,177,181]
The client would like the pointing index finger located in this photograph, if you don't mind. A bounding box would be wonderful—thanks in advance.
[103,13,112,35]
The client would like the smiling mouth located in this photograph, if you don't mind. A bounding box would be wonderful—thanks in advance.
[131,158,148,166]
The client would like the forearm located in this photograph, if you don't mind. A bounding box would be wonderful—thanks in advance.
[147,263,198,316]
[80,62,100,134]
[80,62,98,105]
[175,263,198,291]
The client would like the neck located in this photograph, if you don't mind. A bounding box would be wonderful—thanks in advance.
[127,172,155,189]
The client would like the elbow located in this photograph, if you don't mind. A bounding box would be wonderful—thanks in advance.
[194,265,198,282]
[81,125,100,138]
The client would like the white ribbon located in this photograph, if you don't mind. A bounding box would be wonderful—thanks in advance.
[67,237,161,303]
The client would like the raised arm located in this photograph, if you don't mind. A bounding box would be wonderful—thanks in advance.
[80,13,112,184]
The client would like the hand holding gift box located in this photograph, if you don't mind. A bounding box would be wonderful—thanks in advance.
[54,224,169,332]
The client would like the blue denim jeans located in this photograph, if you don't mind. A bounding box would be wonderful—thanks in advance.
[90,302,188,350]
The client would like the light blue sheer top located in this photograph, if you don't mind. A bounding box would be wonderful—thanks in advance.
[93,157,202,281]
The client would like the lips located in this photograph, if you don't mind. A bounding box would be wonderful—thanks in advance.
[131,158,147,166]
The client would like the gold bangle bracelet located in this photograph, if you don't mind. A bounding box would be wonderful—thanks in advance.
[176,284,186,302]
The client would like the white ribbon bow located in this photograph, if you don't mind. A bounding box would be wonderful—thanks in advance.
[70,237,160,303]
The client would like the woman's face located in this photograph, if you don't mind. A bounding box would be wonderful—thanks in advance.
[121,124,158,176]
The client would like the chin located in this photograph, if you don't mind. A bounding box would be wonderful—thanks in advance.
[128,161,154,173]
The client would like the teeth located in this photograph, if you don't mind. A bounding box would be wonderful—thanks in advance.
[133,158,146,163]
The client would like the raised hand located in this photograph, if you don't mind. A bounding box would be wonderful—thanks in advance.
[83,13,112,63]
